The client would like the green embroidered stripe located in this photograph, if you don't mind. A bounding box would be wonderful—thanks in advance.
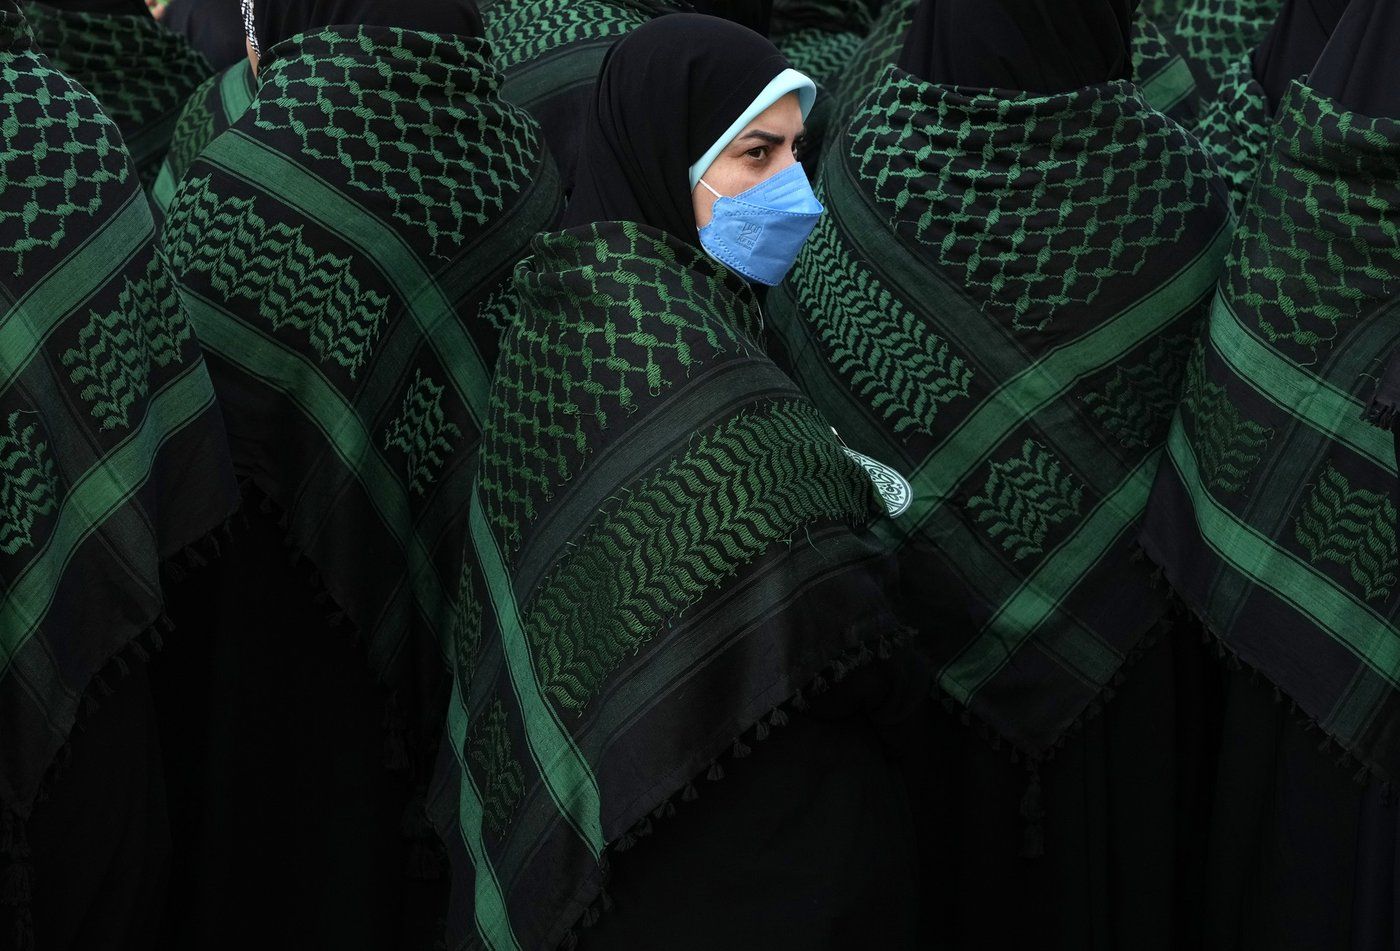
[202,131,491,428]
[1139,56,1195,113]
[151,167,178,213]
[469,486,605,859]
[1166,422,1400,684]
[220,59,256,122]
[944,450,1162,702]
[0,192,148,392]
[893,224,1231,541]
[1209,295,1392,470]
[446,686,524,951]
[498,43,607,110]
[182,290,453,643]
[0,362,216,674]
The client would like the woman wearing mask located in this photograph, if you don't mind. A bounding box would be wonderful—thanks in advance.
[156,1,559,947]
[430,14,924,950]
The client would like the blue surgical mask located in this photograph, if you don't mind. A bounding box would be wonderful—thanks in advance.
[697,163,824,286]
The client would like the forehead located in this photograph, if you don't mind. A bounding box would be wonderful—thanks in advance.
[737,92,805,136]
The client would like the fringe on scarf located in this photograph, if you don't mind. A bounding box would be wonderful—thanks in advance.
[1138,541,1398,791]
[0,513,234,951]
[555,623,913,950]
[925,605,1174,860]
[1363,349,1400,432]
[237,481,447,880]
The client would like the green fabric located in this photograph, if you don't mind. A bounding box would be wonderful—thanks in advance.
[827,0,915,134]
[1132,4,1199,125]
[429,220,904,950]
[766,66,1232,754]
[160,26,561,769]
[1193,54,1270,215]
[475,0,681,189]
[1139,81,1400,779]
[0,3,236,819]
[25,2,211,189]
[1168,0,1283,97]
[152,59,258,225]
[770,0,874,168]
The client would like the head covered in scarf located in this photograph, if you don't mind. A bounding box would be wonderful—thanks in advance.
[1309,0,1400,119]
[896,0,1134,93]
[562,13,813,245]
[240,0,483,58]
[1252,0,1350,112]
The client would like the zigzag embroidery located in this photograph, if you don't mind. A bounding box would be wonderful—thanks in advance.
[164,176,389,378]
[1294,462,1399,602]
[62,255,191,431]
[523,400,870,713]
[1082,333,1193,449]
[968,438,1084,562]
[452,565,484,701]
[0,411,60,556]
[1182,344,1272,495]
[467,699,526,837]
[795,208,972,438]
[383,370,463,496]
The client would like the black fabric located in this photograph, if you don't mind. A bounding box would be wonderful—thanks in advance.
[38,0,146,13]
[1203,667,1399,950]
[896,0,1133,91]
[20,667,170,951]
[1251,0,1349,112]
[1310,0,1400,119]
[248,0,483,54]
[576,671,923,951]
[687,0,774,33]
[903,626,1224,950]
[153,511,443,951]
[162,0,248,69]
[560,13,793,244]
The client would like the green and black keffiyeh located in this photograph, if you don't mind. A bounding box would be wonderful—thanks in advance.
[24,2,212,188]
[1132,3,1199,124]
[766,67,1233,755]
[161,26,560,762]
[1167,0,1283,96]
[827,0,914,132]
[428,221,903,950]
[476,0,681,192]
[1193,54,1269,214]
[151,59,257,226]
[770,0,873,166]
[0,2,236,822]
[1139,81,1400,779]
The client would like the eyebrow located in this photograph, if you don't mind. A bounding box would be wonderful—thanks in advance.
[733,128,807,148]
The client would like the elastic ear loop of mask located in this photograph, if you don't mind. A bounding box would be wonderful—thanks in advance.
[698,180,724,199]
[241,0,260,56]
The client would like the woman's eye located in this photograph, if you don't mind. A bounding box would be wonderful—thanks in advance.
[746,146,769,161]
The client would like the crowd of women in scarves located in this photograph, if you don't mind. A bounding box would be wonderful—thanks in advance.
[0,0,1396,947]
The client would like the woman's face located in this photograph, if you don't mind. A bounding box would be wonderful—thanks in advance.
[692,91,805,228]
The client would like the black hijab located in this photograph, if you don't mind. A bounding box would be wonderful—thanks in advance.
[1309,0,1400,119]
[896,0,1134,92]
[164,0,249,70]
[37,0,148,14]
[687,0,774,34]
[562,13,795,244]
[244,0,483,55]
[1252,0,1350,112]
